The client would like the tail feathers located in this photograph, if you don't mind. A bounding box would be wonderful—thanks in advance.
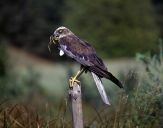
[89,66,123,88]
[91,72,110,105]
[106,72,123,88]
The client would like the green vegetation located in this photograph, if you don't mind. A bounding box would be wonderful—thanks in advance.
[0,0,65,58]
[77,44,162,127]
[0,43,45,103]
[64,0,159,57]
[0,0,162,58]
[0,0,163,127]
[0,43,162,127]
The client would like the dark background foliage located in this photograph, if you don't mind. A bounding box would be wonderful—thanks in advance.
[0,0,163,127]
[0,0,163,58]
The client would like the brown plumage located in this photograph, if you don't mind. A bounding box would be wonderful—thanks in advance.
[49,26,123,105]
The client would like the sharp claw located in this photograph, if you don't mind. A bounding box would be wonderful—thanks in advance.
[69,77,80,88]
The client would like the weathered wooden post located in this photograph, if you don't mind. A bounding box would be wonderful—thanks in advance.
[69,82,83,128]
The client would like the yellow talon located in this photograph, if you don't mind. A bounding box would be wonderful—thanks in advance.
[68,67,85,88]
[69,77,80,88]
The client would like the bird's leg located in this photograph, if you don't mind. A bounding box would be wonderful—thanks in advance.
[69,67,86,88]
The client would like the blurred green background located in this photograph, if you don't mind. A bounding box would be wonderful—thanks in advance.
[0,0,163,127]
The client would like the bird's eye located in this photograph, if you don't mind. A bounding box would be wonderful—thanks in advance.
[58,29,63,34]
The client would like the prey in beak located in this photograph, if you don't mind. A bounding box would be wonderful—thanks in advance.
[48,32,60,52]
[48,35,54,52]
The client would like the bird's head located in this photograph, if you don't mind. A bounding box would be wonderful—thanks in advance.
[48,26,72,52]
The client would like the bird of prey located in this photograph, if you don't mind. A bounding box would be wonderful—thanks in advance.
[48,26,123,105]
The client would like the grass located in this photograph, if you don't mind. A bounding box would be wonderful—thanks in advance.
[14,59,141,99]
[0,65,161,128]
[0,103,72,128]
[0,44,162,127]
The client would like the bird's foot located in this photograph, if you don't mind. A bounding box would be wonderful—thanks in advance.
[69,77,80,88]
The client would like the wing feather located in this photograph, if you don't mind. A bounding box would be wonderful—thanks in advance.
[59,35,96,66]
[59,34,123,88]
[59,35,107,70]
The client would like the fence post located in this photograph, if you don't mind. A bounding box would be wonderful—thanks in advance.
[69,82,83,128]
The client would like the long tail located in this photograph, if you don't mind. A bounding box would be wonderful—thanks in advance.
[89,66,123,88]
[105,72,123,88]
[91,72,110,105]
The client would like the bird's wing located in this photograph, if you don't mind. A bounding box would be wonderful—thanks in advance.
[59,35,107,69]
[59,35,123,88]
[91,72,110,105]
